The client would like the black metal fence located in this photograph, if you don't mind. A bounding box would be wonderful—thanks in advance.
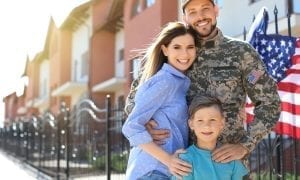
[0,94,299,179]
[0,95,129,180]
[244,4,300,180]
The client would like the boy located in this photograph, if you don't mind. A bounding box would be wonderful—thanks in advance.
[173,95,248,179]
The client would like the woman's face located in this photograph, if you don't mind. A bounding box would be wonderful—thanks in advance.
[161,34,196,72]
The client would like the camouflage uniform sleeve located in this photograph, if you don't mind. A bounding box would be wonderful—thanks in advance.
[124,78,140,115]
[240,43,281,152]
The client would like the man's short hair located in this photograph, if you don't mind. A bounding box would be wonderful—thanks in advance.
[182,0,215,13]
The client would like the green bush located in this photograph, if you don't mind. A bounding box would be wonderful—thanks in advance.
[111,153,128,173]
[250,172,300,180]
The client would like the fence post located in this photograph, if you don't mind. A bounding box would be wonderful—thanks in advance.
[105,95,111,180]
[63,103,71,180]
[56,113,62,180]
[243,26,247,41]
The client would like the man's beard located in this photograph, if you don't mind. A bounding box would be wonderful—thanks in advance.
[198,23,217,38]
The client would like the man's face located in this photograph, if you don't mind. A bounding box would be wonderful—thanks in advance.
[183,0,218,38]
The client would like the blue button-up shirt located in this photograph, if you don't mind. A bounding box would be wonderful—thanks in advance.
[122,63,190,180]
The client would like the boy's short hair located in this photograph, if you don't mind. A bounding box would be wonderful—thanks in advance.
[182,0,215,13]
[188,94,223,118]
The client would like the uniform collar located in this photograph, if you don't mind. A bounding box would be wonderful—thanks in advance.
[198,28,224,49]
[161,63,186,78]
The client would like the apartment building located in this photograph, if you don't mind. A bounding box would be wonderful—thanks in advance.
[3,0,300,126]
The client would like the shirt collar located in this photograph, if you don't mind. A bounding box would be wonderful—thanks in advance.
[198,28,224,49]
[191,144,212,157]
[161,63,186,78]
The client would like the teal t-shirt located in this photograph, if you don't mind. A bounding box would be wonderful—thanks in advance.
[172,144,248,180]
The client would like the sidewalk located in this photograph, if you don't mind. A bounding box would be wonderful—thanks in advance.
[74,174,125,180]
[0,150,126,180]
[0,151,52,180]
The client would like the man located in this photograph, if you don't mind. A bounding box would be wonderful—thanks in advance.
[125,0,281,176]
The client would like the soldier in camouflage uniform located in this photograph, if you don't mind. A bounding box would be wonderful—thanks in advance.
[125,0,281,172]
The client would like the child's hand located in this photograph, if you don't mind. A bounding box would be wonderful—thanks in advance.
[167,149,192,179]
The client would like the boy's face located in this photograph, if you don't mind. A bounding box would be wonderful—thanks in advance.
[188,105,224,148]
[183,0,219,38]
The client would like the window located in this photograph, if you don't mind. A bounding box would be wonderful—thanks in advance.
[131,0,143,17]
[118,48,124,62]
[114,95,125,132]
[81,51,88,78]
[41,78,47,97]
[117,95,125,109]
[39,60,49,98]
[292,0,300,13]
[74,60,78,80]
[146,0,155,7]
[131,0,155,18]
[131,58,142,81]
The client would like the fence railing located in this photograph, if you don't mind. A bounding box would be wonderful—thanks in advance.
[0,95,129,180]
[0,95,299,179]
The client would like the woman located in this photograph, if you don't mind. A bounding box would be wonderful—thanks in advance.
[122,22,198,180]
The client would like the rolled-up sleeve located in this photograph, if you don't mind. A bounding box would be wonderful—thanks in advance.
[122,77,172,147]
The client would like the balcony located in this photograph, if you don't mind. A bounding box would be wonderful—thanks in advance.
[33,96,49,110]
[92,77,126,92]
[51,81,87,96]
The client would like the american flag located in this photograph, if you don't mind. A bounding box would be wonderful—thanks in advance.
[246,7,300,139]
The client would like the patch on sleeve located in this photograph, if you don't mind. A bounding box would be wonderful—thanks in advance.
[247,69,264,85]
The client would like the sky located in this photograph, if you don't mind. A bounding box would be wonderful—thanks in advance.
[0,0,88,125]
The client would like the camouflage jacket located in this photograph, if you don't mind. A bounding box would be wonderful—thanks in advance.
[125,28,281,152]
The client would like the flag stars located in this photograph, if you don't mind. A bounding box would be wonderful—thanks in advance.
[279,61,284,66]
[271,58,276,64]
[288,41,293,47]
[252,33,296,82]
[272,39,276,46]
[280,40,286,47]
[270,58,276,64]
[285,48,289,54]
[267,45,272,52]
[261,38,267,45]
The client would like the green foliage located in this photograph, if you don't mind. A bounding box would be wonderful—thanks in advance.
[111,153,127,173]
[87,152,128,173]
[250,172,300,180]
